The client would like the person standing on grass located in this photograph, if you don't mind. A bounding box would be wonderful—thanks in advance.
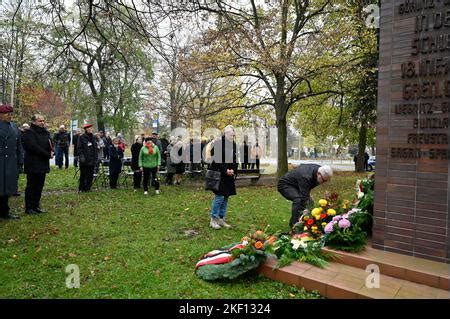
[208,125,238,230]
[72,129,82,168]
[53,125,71,169]
[165,136,177,185]
[139,137,161,195]
[77,124,97,193]
[108,137,124,189]
[131,135,143,190]
[0,104,23,220]
[277,164,333,227]
[22,114,53,215]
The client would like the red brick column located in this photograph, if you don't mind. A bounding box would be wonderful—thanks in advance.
[374,0,449,263]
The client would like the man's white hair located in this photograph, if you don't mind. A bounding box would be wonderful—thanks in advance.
[318,165,333,179]
[224,125,235,134]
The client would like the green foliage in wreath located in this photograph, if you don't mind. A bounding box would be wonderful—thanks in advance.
[274,235,333,269]
[196,250,267,281]
[324,225,367,253]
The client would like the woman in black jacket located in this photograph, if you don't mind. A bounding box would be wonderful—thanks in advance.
[208,125,238,230]
[77,124,97,192]
[22,114,52,214]
[130,136,143,190]
[108,137,124,189]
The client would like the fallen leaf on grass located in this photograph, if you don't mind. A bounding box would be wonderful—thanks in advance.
[104,256,112,261]
[68,252,76,257]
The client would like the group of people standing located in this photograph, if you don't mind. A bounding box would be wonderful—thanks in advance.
[1,104,334,231]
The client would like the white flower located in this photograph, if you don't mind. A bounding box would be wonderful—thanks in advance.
[291,239,302,250]
[291,239,307,250]
[357,191,364,199]
[242,240,249,246]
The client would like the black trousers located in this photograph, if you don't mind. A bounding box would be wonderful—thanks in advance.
[143,167,159,192]
[25,173,46,210]
[0,195,10,217]
[250,159,260,170]
[79,165,94,192]
[133,171,142,189]
[109,167,121,189]
[165,173,174,185]
[278,184,311,227]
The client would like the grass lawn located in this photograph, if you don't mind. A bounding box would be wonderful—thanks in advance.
[0,167,366,298]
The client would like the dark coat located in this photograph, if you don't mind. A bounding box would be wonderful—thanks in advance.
[108,145,124,174]
[130,142,142,171]
[277,163,320,208]
[77,133,98,167]
[53,131,71,148]
[22,124,51,174]
[210,136,238,197]
[73,133,80,156]
[0,121,23,195]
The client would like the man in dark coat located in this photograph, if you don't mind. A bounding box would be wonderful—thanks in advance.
[0,104,23,219]
[53,125,71,169]
[278,164,333,227]
[22,114,52,215]
[208,125,238,229]
[77,124,98,192]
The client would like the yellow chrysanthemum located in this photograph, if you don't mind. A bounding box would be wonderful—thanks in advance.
[315,214,321,220]
[319,199,328,207]
[303,216,309,221]
[327,209,337,216]
[312,208,322,216]
[321,222,327,227]
[303,226,308,231]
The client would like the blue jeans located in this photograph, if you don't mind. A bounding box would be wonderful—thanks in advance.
[210,195,229,220]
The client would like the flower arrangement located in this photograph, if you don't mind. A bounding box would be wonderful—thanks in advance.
[355,175,374,234]
[195,226,276,281]
[273,233,333,268]
[291,193,348,239]
[323,208,368,252]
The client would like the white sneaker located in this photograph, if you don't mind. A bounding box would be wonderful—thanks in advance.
[144,191,148,195]
[217,218,232,228]
[155,190,160,195]
[209,218,221,229]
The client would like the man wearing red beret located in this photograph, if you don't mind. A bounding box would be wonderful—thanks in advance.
[0,104,23,220]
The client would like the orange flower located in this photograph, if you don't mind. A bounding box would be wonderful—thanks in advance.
[267,236,276,245]
[254,241,263,249]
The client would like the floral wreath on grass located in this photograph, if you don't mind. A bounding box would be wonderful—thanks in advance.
[196,190,373,281]
[195,226,276,281]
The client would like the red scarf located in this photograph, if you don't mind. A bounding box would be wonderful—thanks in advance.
[146,142,154,155]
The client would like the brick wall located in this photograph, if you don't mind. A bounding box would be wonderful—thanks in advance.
[374,0,450,263]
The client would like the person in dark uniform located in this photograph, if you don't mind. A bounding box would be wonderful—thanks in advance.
[277,164,333,227]
[77,124,98,192]
[0,104,23,219]
[108,137,124,189]
[22,114,53,215]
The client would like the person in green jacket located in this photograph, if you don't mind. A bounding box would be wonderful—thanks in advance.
[139,137,161,195]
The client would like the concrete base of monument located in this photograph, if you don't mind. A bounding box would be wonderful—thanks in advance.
[258,244,449,299]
